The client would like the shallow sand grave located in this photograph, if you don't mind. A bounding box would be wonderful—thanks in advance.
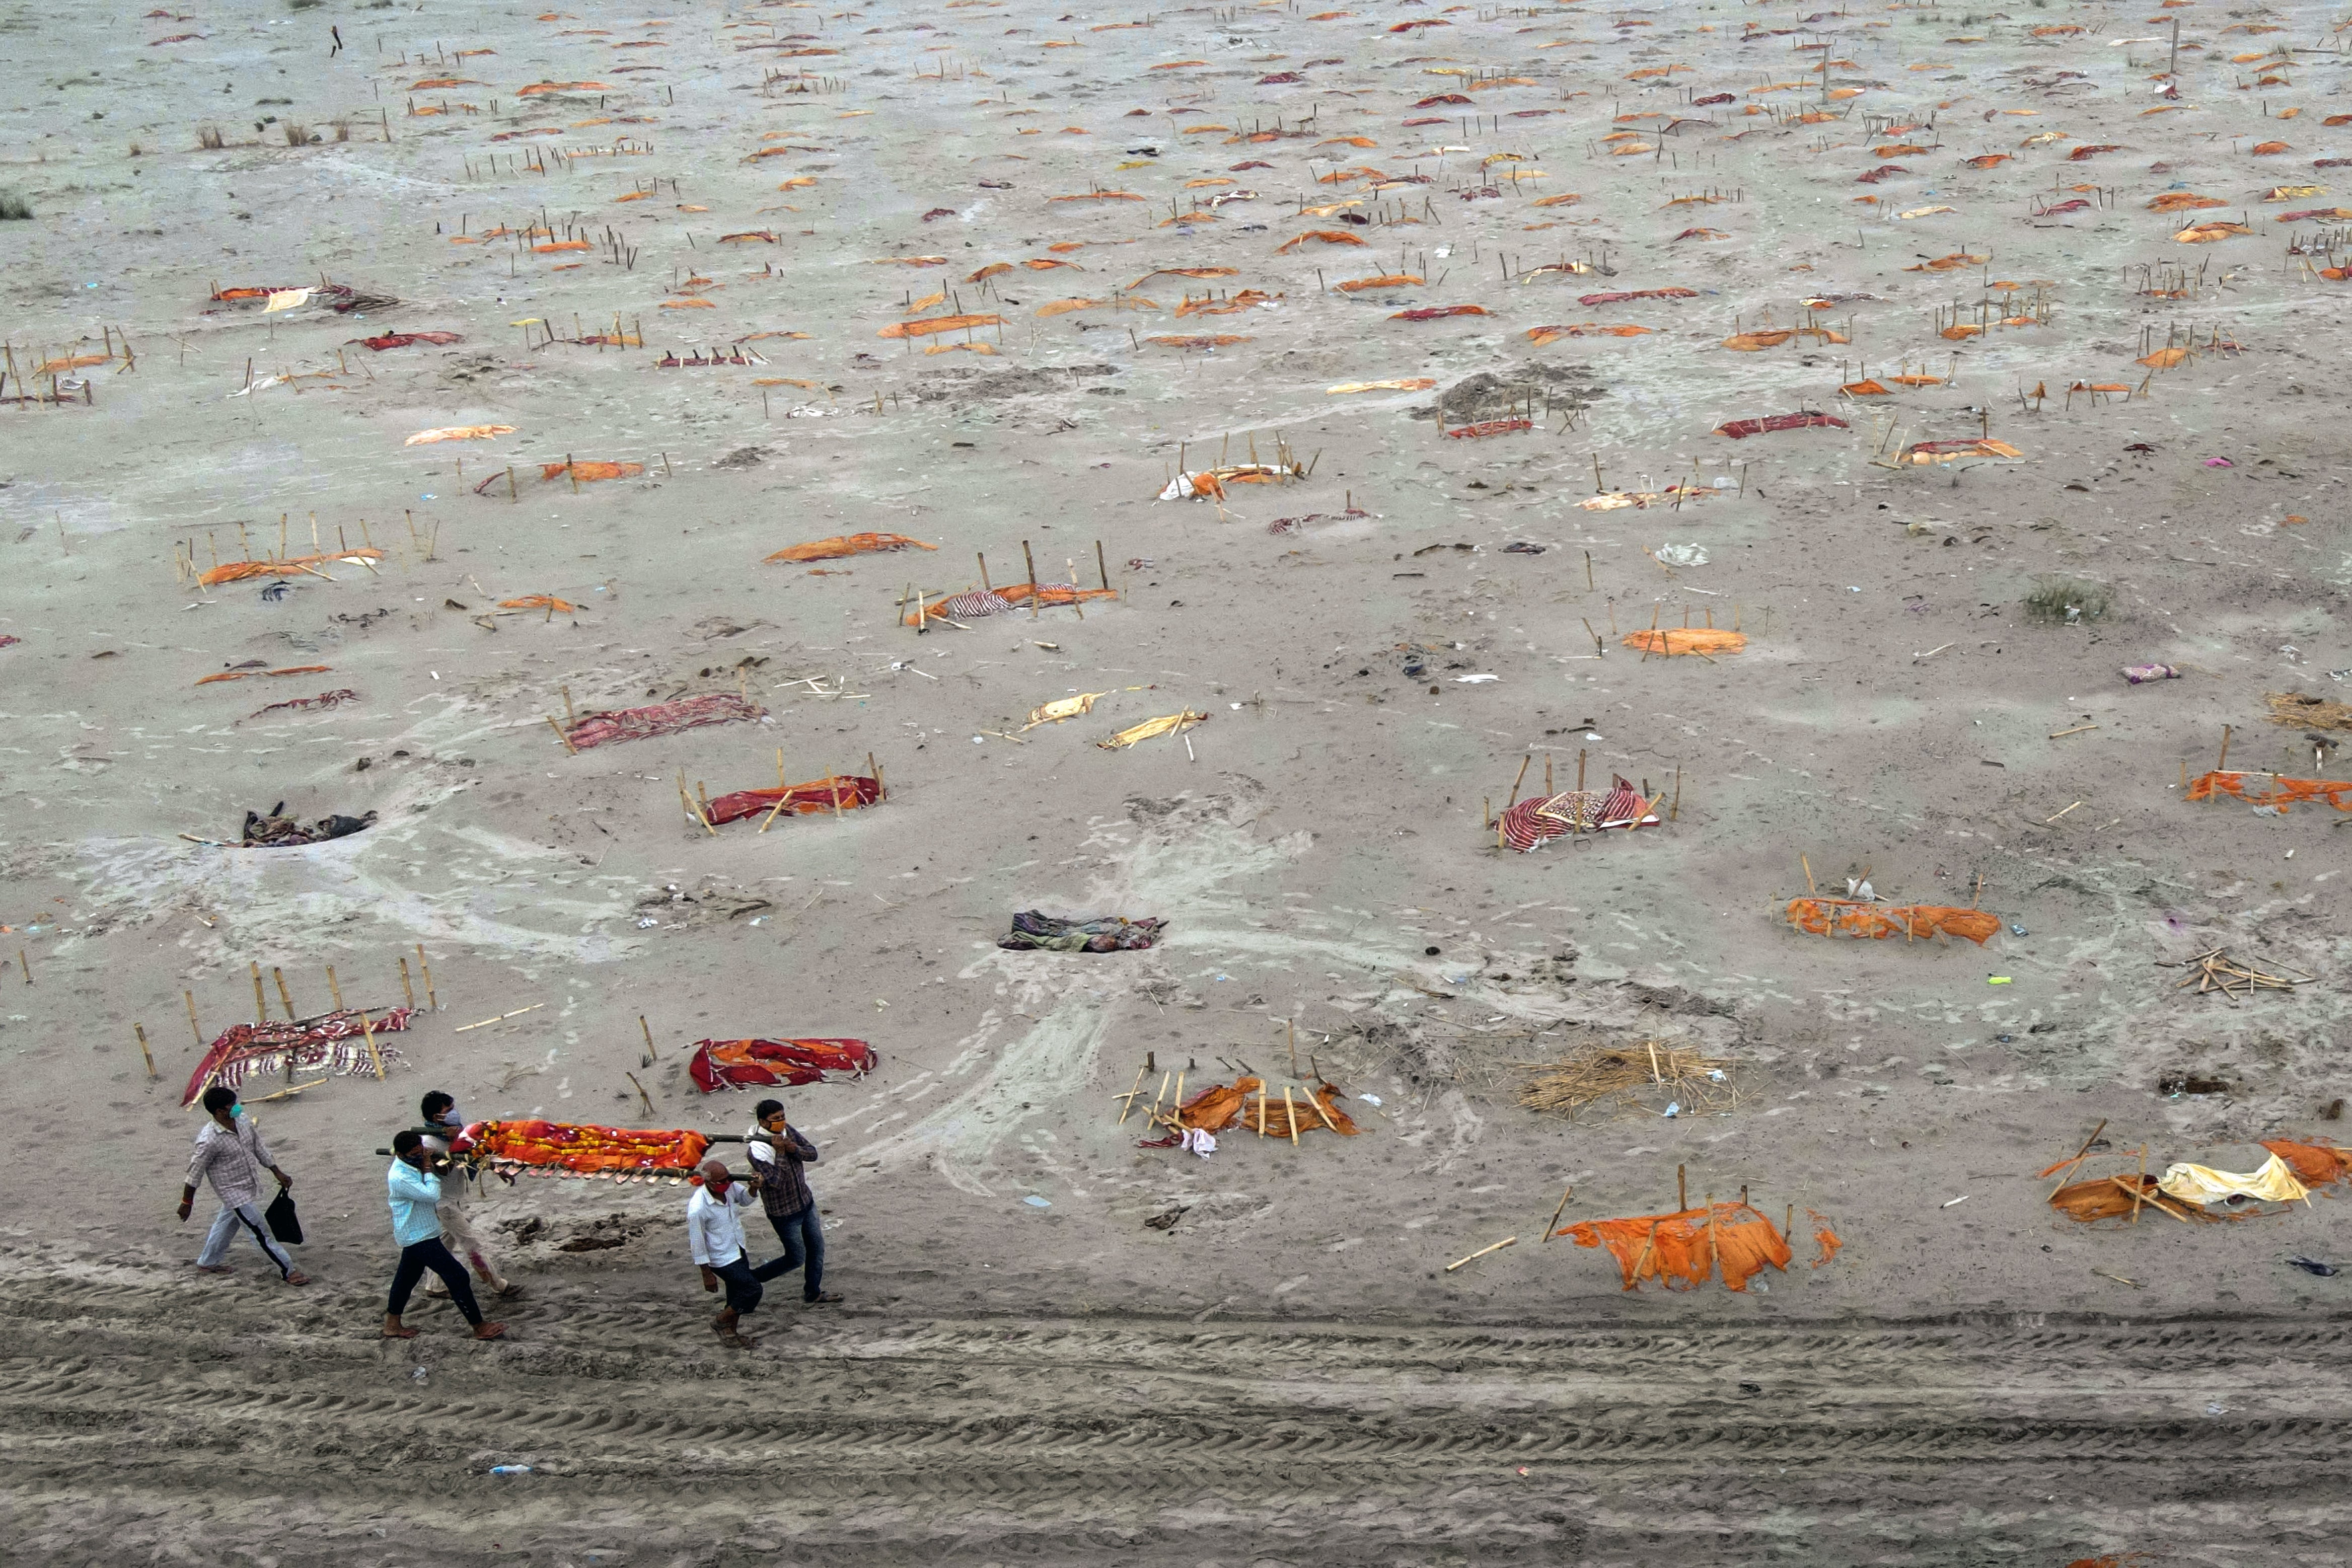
[4,0,2352,1559]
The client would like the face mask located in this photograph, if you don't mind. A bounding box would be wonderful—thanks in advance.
[436,1109,459,1126]
[230,1104,245,1119]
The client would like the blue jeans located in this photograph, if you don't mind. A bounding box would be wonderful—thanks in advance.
[765,1207,825,1300]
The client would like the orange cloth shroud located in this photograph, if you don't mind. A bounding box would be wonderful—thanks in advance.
[453,1119,711,1172]
[2261,1139,2352,1187]
[1621,628,1747,656]
[1560,1202,1798,1292]
[1174,1076,1360,1137]
[2188,770,2352,813]
[1785,899,2002,944]
[765,532,936,563]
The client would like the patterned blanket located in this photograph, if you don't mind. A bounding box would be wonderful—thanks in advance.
[998,912,1164,952]
[1499,778,1658,852]
[182,1007,412,1104]
[689,1037,878,1093]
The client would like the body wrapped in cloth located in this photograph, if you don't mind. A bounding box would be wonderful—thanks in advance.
[1499,777,1658,852]
[1173,1076,1359,1138]
[998,912,1164,952]
[690,1037,877,1093]
[703,775,880,824]
[1560,1202,1808,1292]
[562,693,764,751]
[182,1008,412,1104]
[451,1119,710,1174]
[1785,899,2002,945]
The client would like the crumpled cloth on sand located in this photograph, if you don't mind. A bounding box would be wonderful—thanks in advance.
[2158,1153,2310,1207]
[241,803,377,847]
[998,911,1164,952]
[1180,1128,1217,1158]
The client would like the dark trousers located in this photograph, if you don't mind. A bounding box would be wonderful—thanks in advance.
[711,1253,765,1316]
[766,1206,825,1300]
[388,1238,483,1325]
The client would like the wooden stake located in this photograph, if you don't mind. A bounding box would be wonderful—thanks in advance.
[326,965,344,1012]
[1801,854,1816,894]
[399,955,416,1010]
[2044,1118,2110,1197]
[273,966,295,1019]
[416,944,436,1010]
[1444,1235,1518,1273]
[1021,540,1040,618]
[251,961,267,1019]
[1116,1059,1151,1124]
[134,1023,157,1081]
[2216,724,2233,773]
[1541,1183,1574,1242]
[1282,1085,1300,1146]
[1677,1162,1687,1212]
[546,715,578,755]
[357,1009,386,1080]
[626,1069,655,1117]
[186,990,204,1046]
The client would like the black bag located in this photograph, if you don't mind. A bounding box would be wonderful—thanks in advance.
[264,1189,305,1246]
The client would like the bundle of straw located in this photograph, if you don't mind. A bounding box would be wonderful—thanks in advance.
[1514,1039,1735,1119]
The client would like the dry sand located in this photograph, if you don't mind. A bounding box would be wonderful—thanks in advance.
[4,0,2352,1560]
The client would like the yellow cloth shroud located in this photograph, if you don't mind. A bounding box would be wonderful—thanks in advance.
[2156,1153,2309,1207]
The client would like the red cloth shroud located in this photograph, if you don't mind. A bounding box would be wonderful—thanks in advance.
[562,693,763,751]
[703,774,881,824]
[182,1007,413,1105]
[689,1037,878,1092]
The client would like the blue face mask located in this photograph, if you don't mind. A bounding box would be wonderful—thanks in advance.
[231,1104,246,1119]
[436,1108,460,1126]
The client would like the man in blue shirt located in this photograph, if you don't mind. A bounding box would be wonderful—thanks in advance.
[383,1130,507,1340]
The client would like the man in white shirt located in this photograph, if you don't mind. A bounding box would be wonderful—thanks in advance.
[687,1158,785,1348]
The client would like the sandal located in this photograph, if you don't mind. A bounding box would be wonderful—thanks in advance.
[382,1324,419,1340]
[804,1291,843,1305]
[472,1321,509,1341]
[284,1271,312,1287]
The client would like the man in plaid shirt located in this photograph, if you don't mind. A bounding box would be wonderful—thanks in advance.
[178,1085,309,1286]
[746,1098,841,1305]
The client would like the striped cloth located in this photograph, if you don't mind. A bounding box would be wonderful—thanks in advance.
[1499,778,1654,852]
[927,589,1014,621]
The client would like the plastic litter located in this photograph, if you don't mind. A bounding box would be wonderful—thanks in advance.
[489,1465,533,1476]
[2288,1255,2339,1277]
[1662,1101,1681,1118]
[1022,1194,1052,1208]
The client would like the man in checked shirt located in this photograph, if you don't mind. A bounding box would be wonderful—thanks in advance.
[177,1085,310,1287]
[746,1098,843,1306]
